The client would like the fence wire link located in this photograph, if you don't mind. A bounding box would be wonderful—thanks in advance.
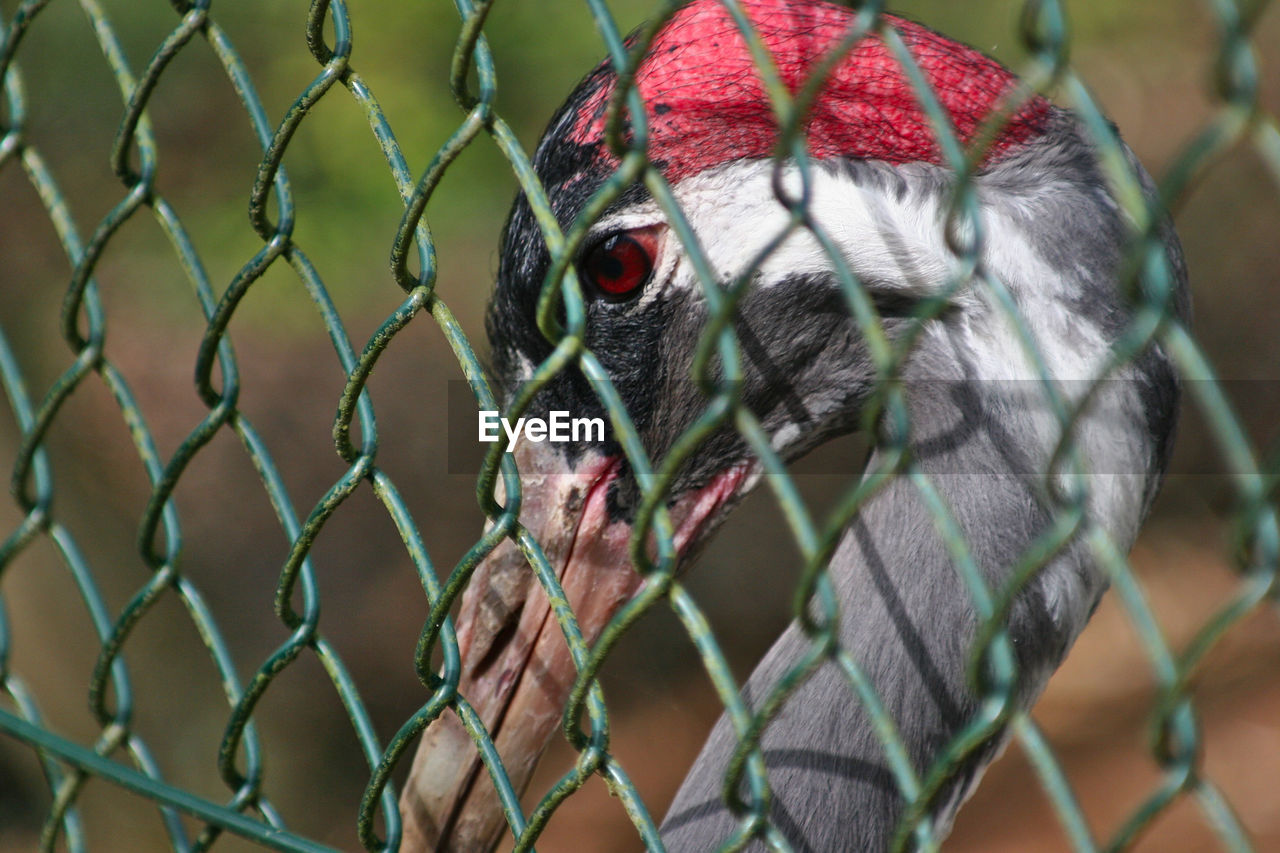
[0,1,1276,852]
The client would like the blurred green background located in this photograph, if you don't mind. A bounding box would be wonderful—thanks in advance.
[1,1,1278,851]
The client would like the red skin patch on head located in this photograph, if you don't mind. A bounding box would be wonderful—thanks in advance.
[569,0,1049,181]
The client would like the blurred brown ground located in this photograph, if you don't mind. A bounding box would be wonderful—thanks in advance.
[1,1,1278,851]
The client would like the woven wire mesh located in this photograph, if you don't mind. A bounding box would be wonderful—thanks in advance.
[0,1,1277,851]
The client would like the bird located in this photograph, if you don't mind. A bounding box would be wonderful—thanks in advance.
[398,1,1186,850]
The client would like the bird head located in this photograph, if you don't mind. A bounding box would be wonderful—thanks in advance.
[401,2,1174,850]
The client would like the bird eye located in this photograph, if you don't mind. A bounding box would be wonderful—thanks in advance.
[581,228,659,301]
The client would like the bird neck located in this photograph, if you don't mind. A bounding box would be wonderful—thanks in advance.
[663,365,1154,850]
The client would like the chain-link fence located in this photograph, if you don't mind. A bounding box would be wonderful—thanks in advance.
[1,1,1278,851]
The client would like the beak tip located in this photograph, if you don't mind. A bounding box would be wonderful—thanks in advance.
[400,713,490,853]
[401,451,750,852]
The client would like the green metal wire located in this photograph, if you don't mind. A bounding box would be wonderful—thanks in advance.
[0,1,1276,851]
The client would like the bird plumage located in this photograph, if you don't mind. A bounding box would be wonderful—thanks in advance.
[401,2,1186,850]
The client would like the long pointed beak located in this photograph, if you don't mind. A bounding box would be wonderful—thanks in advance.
[398,440,748,852]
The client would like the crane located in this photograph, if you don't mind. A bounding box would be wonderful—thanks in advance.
[399,1,1186,849]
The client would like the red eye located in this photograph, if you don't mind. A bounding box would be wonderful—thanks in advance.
[581,228,659,300]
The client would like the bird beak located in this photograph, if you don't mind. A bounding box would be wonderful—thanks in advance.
[400,439,749,852]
